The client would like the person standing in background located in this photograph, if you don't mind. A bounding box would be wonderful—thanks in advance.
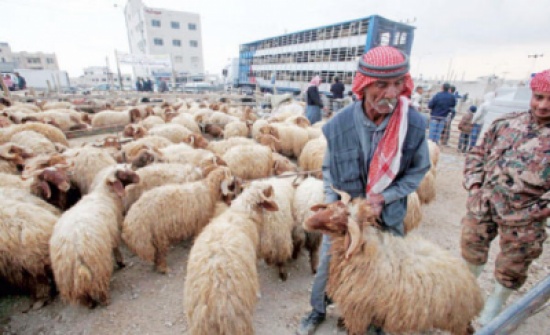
[428,83,456,144]
[411,86,424,110]
[470,91,496,148]
[330,76,345,113]
[305,76,325,125]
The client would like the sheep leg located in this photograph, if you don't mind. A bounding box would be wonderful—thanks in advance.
[22,274,52,313]
[277,262,288,281]
[97,291,111,307]
[79,295,98,309]
[154,249,169,274]
[113,247,125,269]
[292,240,302,260]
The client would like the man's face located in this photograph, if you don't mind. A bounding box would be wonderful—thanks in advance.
[363,76,405,114]
[531,91,550,124]
[417,88,423,95]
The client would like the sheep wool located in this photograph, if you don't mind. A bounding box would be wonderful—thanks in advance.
[0,199,59,307]
[184,181,278,335]
[298,137,327,179]
[122,166,234,273]
[50,165,139,307]
[222,144,273,180]
[10,131,57,156]
[403,191,422,233]
[417,169,436,205]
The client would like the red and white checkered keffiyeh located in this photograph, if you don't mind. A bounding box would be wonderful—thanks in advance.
[531,69,550,93]
[351,46,413,196]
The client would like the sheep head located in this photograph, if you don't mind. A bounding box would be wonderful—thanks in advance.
[294,116,311,128]
[259,125,280,139]
[0,97,12,107]
[107,167,140,197]
[31,167,71,199]
[183,133,209,149]
[129,108,142,123]
[102,136,122,150]
[305,189,363,259]
[273,155,298,175]
[123,124,136,138]
[0,143,33,167]
[130,147,164,170]
[205,124,224,138]
[133,125,148,139]
[0,115,11,128]
[258,134,282,153]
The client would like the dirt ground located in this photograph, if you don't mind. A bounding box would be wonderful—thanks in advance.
[1,144,549,335]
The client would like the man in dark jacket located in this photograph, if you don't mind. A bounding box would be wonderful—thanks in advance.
[428,83,456,144]
[14,72,26,90]
[297,46,431,335]
[330,77,345,112]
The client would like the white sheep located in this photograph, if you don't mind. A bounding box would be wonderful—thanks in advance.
[147,123,193,143]
[184,181,279,335]
[63,146,117,194]
[291,176,323,274]
[117,135,172,162]
[91,109,140,128]
[223,120,250,139]
[1,123,68,146]
[260,123,309,158]
[0,199,59,310]
[298,137,327,179]
[10,130,57,156]
[222,144,273,180]
[124,163,203,211]
[141,115,165,129]
[0,172,31,189]
[304,192,483,335]
[251,119,269,141]
[206,137,256,156]
[122,166,235,273]
[50,165,140,307]
[169,113,201,133]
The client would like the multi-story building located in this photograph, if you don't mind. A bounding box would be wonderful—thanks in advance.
[238,15,415,95]
[1,42,59,72]
[72,66,133,88]
[124,0,204,81]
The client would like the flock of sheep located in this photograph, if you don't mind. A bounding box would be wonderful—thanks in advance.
[0,95,481,335]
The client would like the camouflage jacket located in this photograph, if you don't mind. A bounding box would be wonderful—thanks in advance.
[464,111,550,221]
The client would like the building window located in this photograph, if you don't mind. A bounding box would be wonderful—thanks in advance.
[172,39,181,47]
[189,40,198,47]
[152,19,161,27]
[175,56,183,63]
[154,38,164,46]
[188,23,197,30]
[27,57,41,64]
[46,58,55,64]
[171,21,180,29]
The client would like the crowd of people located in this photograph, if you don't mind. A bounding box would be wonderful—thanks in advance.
[296,45,549,335]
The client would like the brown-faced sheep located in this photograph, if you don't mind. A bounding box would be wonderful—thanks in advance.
[184,182,279,335]
[91,109,140,128]
[118,136,172,163]
[50,165,139,307]
[304,192,483,335]
[122,166,235,273]
[0,142,32,174]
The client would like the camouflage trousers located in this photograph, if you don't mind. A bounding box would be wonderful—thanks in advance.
[461,189,547,290]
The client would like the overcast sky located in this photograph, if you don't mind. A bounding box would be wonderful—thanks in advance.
[2,0,550,81]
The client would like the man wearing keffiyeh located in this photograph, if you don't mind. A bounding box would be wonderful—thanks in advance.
[297,46,431,335]
[460,69,550,326]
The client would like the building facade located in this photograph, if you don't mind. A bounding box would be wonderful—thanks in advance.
[238,15,415,95]
[72,66,133,88]
[124,0,204,81]
[0,42,59,72]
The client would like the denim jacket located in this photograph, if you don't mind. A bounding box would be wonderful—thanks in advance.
[321,101,431,236]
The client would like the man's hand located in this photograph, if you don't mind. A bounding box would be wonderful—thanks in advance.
[366,193,385,217]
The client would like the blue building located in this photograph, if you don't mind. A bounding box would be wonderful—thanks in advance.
[238,15,415,95]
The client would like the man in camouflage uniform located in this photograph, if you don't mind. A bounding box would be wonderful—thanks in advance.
[461,69,550,325]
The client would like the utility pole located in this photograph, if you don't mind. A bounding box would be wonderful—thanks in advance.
[115,50,124,91]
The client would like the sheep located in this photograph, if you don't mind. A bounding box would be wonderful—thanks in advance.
[10,131,57,156]
[251,119,269,140]
[204,124,224,138]
[160,144,225,168]
[284,115,311,128]
[182,133,209,149]
[123,124,148,139]
[0,172,31,189]
[146,123,193,143]
[124,163,204,211]
[306,127,322,140]
[141,115,165,129]
[28,164,82,211]
[24,110,88,131]
[49,165,140,307]
[403,191,422,233]
[170,114,201,133]
[257,176,297,280]
[260,123,309,158]
[298,137,327,179]
[221,144,274,180]
[223,120,250,139]
[42,101,74,110]
[0,187,61,216]
[184,181,279,335]
[0,199,59,310]
[272,152,298,175]
[417,169,436,205]
[304,192,483,335]
[207,111,240,125]
[428,139,440,167]
[291,177,323,274]
[122,166,236,273]
[206,137,256,156]
[118,136,172,163]
[1,123,69,146]
[63,147,117,194]
[91,110,138,128]
[0,142,32,174]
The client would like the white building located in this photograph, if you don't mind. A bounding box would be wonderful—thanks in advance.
[0,42,59,72]
[72,66,133,88]
[124,0,204,80]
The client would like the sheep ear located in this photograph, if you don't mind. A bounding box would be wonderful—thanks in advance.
[331,187,351,205]
[260,199,278,211]
[109,180,126,197]
[221,179,230,196]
